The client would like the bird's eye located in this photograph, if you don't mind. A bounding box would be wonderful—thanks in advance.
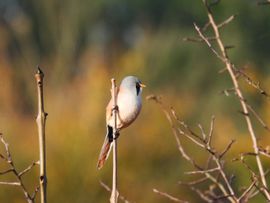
[136,82,140,95]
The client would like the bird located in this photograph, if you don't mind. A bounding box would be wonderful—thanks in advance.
[97,76,145,169]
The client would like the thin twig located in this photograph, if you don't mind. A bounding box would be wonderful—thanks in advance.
[177,128,205,148]
[189,186,213,203]
[233,67,270,98]
[207,116,215,148]
[194,23,225,62]
[220,87,237,96]
[185,167,220,175]
[170,109,204,142]
[35,67,48,203]
[219,140,236,159]
[258,147,270,158]
[178,177,208,186]
[153,188,188,203]
[32,185,40,200]
[198,124,207,140]
[246,103,270,132]
[211,155,237,202]
[0,181,21,186]
[217,14,237,29]
[18,161,39,177]
[0,168,14,175]
[237,179,257,202]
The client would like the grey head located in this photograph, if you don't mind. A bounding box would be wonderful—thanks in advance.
[120,76,145,96]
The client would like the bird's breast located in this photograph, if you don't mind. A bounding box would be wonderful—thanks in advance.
[115,92,142,129]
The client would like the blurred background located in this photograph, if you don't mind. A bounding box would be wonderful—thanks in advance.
[0,0,270,202]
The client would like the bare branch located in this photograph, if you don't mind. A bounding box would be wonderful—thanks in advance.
[170,108,205,142]
[31,185,40,200]
[185,167,220,175]
[18,161,39,177]
[202,21,211,31]
[189,186,213,203]
[0,153,8,161]
[194,0,270,199]
[220,87,237,96]
[233,67,270,98]
[0,134,35,203]
[193,23,225,62]
[148,96,237,202]
[0,168,14,175]
[219,140,236,159]
[238,179,257,202]
[258,147,270,158]
[207,116,215,148]
[153,188,188,203]
[0,181,21,186]
[177,128,205,149]
[100,181,132,203]
[217,15,237,29]
[213,194,235,201]
[246,103,270,132]
[211,156,237,201]
[147,95,202,169]
[173,108,236,201]
[198,124,207,140]
[238,153,257,177]
[248,189,260,200]
[178,177,208,186]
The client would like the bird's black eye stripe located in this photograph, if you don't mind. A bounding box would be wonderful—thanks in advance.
[136,82,140,95]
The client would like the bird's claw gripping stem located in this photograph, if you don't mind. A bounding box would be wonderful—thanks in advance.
[114,131,120,140]
[112,105,119,112]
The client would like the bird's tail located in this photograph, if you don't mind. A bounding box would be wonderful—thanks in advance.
[97,125,113,170]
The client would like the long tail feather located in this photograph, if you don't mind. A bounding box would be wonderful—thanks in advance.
[97,126,113,169]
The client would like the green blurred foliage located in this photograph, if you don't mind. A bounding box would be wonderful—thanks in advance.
[0,0,270,202]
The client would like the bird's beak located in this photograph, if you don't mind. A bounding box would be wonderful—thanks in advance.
[139,83,146,88]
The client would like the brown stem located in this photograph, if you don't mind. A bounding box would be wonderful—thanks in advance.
[35,67,48,203]
[153,188,188,203]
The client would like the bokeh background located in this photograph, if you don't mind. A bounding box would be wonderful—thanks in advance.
[0,0,270,202]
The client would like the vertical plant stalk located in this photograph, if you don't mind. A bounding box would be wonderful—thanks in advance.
[35,67,48,203]
[110,78,119,203]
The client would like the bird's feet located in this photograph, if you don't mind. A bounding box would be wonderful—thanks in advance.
[112,105,119,112]
[114,131,120,140]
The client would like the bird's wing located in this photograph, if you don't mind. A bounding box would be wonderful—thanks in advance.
[106,86,119,124]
